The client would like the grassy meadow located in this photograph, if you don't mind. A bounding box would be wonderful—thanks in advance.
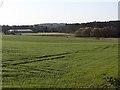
[2,35,118,88]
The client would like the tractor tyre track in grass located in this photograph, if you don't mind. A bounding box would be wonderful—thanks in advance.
[2,45,110,67]
[3,52,71,67]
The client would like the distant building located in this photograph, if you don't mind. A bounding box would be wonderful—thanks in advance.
[8,29,33,35]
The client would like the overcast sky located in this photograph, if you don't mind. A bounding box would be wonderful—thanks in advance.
[0,0,119,25]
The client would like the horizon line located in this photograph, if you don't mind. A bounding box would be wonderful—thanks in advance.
[1,20,119,26]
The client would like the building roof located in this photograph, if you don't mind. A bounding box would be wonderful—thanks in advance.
[9,29,33,32]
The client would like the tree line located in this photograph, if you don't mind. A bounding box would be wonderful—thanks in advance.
[2,20,120,38]
[74,21,119,38]
[75,27,118,38]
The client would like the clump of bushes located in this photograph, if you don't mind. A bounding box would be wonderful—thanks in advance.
[75,28,83,37]
[75,27,118,38]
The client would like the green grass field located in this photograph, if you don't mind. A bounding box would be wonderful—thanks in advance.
[2,35,118,88]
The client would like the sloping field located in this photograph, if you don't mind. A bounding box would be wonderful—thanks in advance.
[2,35,118,88]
